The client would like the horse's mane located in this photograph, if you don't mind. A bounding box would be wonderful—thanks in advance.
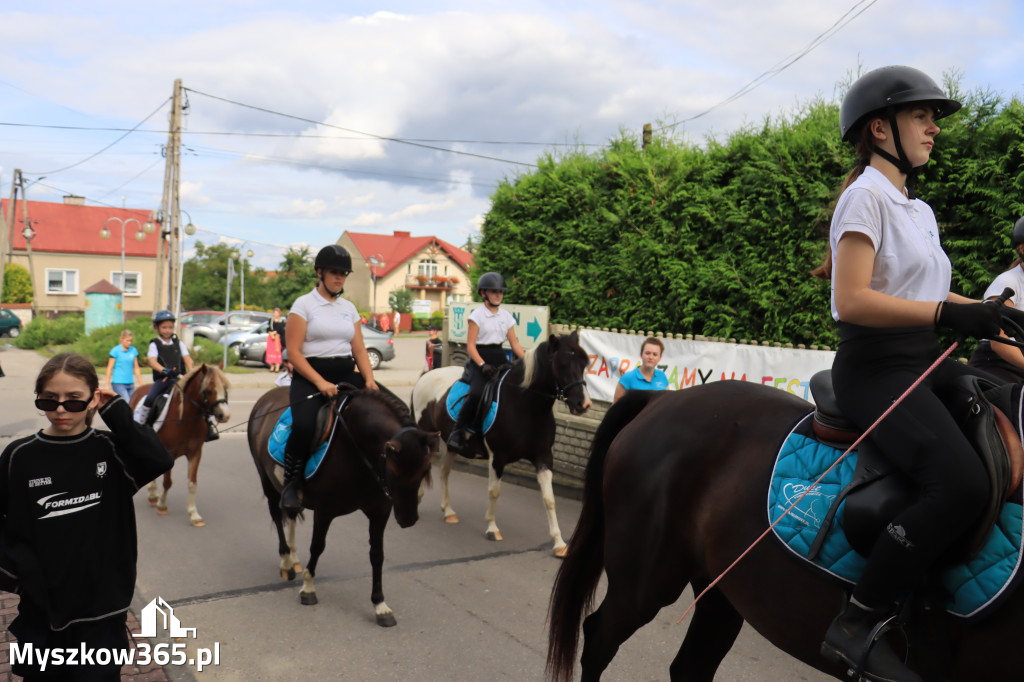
[356,388,415,427]
[173,364,230,418]
[517,341,547,389]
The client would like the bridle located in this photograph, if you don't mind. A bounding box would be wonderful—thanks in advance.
[332,392,420,502]
[180,368,229,423]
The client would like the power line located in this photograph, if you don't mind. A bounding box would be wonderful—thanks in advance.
[23,98,172,176]
[657,0,880,132]
[0,121,597,147]
[183,87,538,167]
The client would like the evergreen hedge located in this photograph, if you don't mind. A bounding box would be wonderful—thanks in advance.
[477,88,1024,348]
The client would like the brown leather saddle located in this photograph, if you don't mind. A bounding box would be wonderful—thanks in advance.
[807,370,1024,562]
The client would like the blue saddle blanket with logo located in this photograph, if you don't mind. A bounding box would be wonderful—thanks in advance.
[445,380,498,434]
[768,412,1024,621]
[268,407,329,480]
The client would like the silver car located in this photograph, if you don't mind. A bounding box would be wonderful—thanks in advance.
[189,311,272,342]
[238,324,395,370]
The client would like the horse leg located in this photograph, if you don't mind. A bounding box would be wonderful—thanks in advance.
[536,467,567,557]
[259,469,301,580]
[300,511,330,606]
[484,450,502,542]
[439,442,459,524]
[156,469,172,515]
[668,582,743,682]
[147,480,159,506]
[186,452,204,527]
[366,508,396,627]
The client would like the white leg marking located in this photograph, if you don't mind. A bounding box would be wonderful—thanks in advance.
[147,480,159,505]
[301,568,315,596]
[439,443,458,521]
[537,468,566,551]
[187,481,203,526]
[485,448,501,539]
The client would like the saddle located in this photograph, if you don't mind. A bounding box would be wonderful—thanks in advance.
[808,370,1024,563]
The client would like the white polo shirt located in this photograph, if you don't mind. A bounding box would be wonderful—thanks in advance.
[830,166,951,321]
[984,265,1024,305]
[289,288,360,358]
[469,305,516,345]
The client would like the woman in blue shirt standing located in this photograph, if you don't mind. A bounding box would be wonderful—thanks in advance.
[103,329,143,402]
[612,337,668,403]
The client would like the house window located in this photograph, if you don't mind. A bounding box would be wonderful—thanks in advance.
[417,259,438,278]
[46,269,78,294]
[111,271,142,296]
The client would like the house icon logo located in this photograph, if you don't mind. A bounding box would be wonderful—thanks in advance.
[133,597,197,639]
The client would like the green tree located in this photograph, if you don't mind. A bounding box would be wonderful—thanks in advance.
[388,288,413,314]
[271,247,317,308]
[181,242,243,311]
[2,263,32,303]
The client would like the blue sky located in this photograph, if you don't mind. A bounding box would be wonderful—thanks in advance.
[2,1,1023,271]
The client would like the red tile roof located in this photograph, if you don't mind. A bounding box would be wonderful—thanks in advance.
[1,199,161,257]
[345,230,473,277]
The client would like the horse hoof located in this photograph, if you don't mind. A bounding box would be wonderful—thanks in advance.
[191,519,205,528]
[553,546,568,559]
[485,531,503,542]
[376,613,397,628]
[148,498,159,507]
[282,567,296,581]
[300,592,318,606]
[157,508,169,516]
[444,514,460,524]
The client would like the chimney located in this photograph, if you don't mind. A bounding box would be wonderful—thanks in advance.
[63,195,86,206]
[393,230,411,239]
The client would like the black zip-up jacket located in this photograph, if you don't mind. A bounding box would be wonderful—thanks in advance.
[0,397,173,631]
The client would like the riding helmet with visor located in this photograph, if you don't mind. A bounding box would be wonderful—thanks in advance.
[1012,217,1024,248]
[153,310,176,325]
[313,244,353,274]
[839,66,961,194]
[476,272,507,294]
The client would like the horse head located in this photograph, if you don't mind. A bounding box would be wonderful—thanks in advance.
[545,331,592,415]
[188,363,231,424]
[346,390,435,528]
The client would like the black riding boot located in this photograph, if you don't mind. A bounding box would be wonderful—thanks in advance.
[280,448,307,513]
[446,419,469,453]
[205,415,220,442]
[821,598,921,682]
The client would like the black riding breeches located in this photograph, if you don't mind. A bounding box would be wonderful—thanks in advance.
[832,323,990,607]
[286,356,364,460]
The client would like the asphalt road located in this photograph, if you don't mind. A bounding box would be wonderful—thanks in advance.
[0,337,833,681]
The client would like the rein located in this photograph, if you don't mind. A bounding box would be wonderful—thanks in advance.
[332,392,419,502]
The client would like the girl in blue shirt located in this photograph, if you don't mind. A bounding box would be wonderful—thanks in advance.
[103,329,142,402]
[612,337,668,403]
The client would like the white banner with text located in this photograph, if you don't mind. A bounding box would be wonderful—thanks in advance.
[579,329,836,404]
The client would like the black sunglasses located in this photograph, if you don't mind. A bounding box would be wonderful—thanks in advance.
[35,397,91,413]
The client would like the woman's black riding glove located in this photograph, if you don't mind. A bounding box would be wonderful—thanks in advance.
[936,301,1002,340]
[481,364,498,379]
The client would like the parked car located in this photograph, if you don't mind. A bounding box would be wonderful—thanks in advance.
[189,311,272,343]
[178,310,223,333]
[222,320,270,351]
[0,309,22,338]
[238,323,395,370]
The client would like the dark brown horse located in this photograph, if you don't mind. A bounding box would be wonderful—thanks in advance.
[129,363,231,527]
[547,381,1024,681]
[411,332,592,557]
[247,386,435,626]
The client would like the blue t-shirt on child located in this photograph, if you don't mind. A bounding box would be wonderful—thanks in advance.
[617,366,669,392]
[108,345,139,384]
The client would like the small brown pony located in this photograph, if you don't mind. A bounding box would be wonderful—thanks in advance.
[548,382,1024,681]
[411,332,591,557]
[129,364,230,527]
[247,386,435,626]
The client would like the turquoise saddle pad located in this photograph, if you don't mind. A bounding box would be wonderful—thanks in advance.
[768,412,1024,620]
[268,407,329,480]
[445,380,497,434]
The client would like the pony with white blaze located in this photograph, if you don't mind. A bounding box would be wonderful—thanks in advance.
[412,331,591,557]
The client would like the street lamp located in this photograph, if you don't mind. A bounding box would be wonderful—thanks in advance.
[230,242,255,311]
[367,254,384,321]
[101,217,147,322]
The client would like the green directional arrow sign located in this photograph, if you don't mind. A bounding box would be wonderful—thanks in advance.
[527,317,542,342]
[446,303,549,351]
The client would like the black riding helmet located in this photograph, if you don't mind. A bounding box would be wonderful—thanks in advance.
[314,244,352,273]
[1012,217,1024,248]
[476,272,507,293]
[840,66,961,197]
[314,244,352,298]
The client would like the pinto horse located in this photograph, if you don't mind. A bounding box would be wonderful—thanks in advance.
[547,382,1024,682]
[129,364,230,527]
[411,331,591,557]
[247,386,435,626]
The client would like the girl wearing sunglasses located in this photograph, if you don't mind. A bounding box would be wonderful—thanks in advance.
[0,352,172,679]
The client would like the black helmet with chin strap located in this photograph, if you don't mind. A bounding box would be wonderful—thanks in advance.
[1012,217,1024,248]
[840,66,961,196]
[314,244,352,273]
[476,272,507,293]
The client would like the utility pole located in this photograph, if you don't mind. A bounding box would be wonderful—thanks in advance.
[19,175,37,316]
[156,78,184,313]
[0,171,11,303]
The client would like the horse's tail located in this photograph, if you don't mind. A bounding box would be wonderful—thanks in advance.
[546,390,658,682]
